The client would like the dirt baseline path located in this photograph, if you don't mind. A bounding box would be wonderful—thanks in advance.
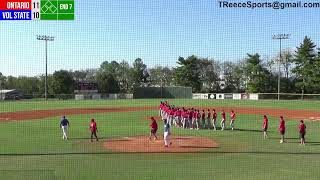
[104,135,218,153]
[0,106,320,122]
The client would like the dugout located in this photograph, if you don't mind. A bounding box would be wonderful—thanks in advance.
[133,86,192,99]
[0,89,22,100]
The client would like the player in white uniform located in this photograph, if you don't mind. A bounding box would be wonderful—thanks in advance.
[163,119,172,147]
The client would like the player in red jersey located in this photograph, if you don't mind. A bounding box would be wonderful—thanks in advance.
[196,110,201,130]
[201,110,206,129]
[230,110,236,131]
[262,115,268,139]
[298,120,306,145]
[191,110,198,129]
[279,116,286,143]
[206,109,211,130]
[182,109,188,129]
[220,110,226,131]
[149,117,158,141]
[89,118,98,142]
[188,109,193,129]
[159,101,163,117]
[212,109,217,131]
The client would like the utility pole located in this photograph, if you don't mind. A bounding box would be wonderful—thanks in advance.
[37,35,54,100]
[272,34,290,100]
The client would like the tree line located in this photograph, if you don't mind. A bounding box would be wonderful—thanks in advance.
[0,36,320,98]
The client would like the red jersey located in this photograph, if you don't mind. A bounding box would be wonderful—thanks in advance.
[177,110,182,117]
[230,112,236,121]
[299,123,306,133]
[207,111,211,119]
[212,112,217,119]
[262,117,268,129]
[192,111,197,118]
[279,119,285,132]
[150,121,158,130]
[202,112,206,119]
[183,111,188,118]
[189,111,193,119]
[90,122,97,132]
[222,112,226,120]
[169,109,174,116]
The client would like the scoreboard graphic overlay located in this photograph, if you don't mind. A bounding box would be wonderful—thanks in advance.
[0,0,74,20]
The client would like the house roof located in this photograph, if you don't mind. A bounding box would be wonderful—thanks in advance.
[0,89,17,93]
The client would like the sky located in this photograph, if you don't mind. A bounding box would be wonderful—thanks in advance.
[1,0,320,77]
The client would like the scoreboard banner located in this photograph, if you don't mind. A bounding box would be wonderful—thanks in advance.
[0,0,74,20]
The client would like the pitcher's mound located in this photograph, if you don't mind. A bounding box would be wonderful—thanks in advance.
[104,135,218,153]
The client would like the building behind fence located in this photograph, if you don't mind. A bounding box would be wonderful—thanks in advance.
[133,86,193,99]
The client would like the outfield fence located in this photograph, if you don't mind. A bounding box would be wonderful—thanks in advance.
[193,93,320,101]
[1,92,320,101]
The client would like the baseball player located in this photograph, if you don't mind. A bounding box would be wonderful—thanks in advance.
[175,108,182,127]
[298,120,306,145]
[90,118,98,142]
[149,117,158,141]
[212,109,217,131]
[191,109,197,129]
[201,110,206,129]
[159,101,163,117]
[279,116,286,143]
[230,110,236,131]
[220,110,226,131]
[163,119,172,147]
[182,109,188,129]
[188,109,193,129]
[206,109,211,129]
[60,116,70,140]
[262,115,268,139]
[195,110,200,130]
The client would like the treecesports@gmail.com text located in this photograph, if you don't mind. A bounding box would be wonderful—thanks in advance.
[218,1,320,9]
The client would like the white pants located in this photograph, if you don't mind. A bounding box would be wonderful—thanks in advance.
[182,118,186,128]
[221,120,225,130]
[168,115,173,126]
[212,118,217,130]
[61,126,68,139]
[230,120,235,130]
[164,132,170,146]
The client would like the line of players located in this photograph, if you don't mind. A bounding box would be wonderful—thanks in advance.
[159,101,307,145]
[159,101,236,131]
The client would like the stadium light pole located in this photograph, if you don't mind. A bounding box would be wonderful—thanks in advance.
[272,34,290,100]
[37,35,54,100]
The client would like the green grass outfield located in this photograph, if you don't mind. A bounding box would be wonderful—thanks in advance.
[1,99,320,179]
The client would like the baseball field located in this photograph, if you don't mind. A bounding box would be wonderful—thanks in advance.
[1,99,320,180]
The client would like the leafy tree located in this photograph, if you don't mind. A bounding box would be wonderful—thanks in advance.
[175,55,202,92]
[96,72,120,93]
[243,53,272,93]
[223,61,245,93]
[0,72,6,89]
[198,59,220,93]
[131,58,146,87]
[149,66,175,87]
[292,36,317,97]
[72,70,88,82]
[118,60,132,92]
[51,70,75,96]
[96,61,121,93]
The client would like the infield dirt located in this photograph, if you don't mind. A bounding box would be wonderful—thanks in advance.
[104,135,218,153]
[1,106,320,121]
